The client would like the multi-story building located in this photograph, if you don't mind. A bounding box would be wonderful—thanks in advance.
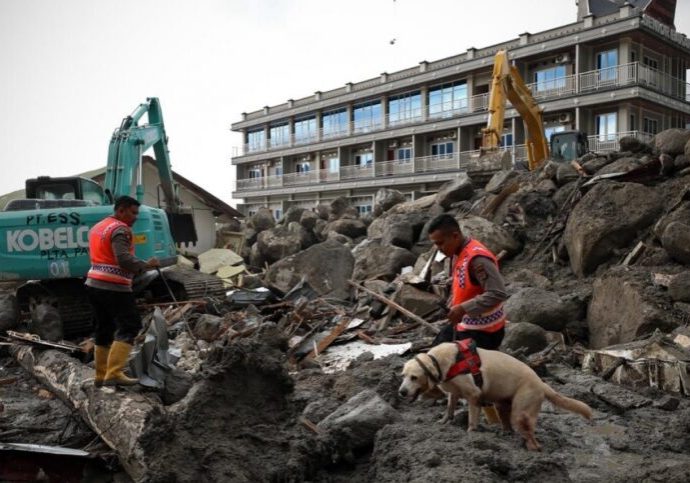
[231,0,690,218]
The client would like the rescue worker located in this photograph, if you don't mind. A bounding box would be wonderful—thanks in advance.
[86,195,160,387]
[427,214,509,424]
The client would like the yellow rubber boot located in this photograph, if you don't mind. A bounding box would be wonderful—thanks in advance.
[482,405,501,425]
[94,345,110,387]
[103,341,138,387]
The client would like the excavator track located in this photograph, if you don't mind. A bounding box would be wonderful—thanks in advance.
[154,266,227,301]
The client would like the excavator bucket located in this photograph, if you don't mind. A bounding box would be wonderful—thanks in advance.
[166,212,198,245]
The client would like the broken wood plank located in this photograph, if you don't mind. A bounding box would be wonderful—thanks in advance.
[0,376,19,386]
[138,299,206,309]
[622,241,646,266]
[356,330,380,345]
[299,416,322,434]
[304,316,352,360]
[348,280,440,335]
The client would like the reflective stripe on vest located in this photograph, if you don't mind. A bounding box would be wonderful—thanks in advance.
[87,217,135,287]
[451,238,506,333]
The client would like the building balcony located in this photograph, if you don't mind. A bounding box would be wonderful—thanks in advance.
[233,63,690,158]
[233,130,653,194]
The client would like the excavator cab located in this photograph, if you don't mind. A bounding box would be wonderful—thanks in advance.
[550,131,589,162]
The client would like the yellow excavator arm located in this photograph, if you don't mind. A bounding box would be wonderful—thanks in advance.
[481,50,549,170]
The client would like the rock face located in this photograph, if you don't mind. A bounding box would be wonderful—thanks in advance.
[264,240,354,300]
[660,222,690,265]
[373,188,406,216]
[653,128,690,156]
[248,208,275,233]
[564,181,662,277]
[256,226,302,264]
[375,213,429,250]
[352,240,417,282]
[435,175,474,209]
[503,287,575,332]
[456,215,521,257]
[587,267,679,349]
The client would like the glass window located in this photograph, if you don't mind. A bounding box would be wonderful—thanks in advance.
[534,66,566,92]
[354,152,373,167]
[81,179,104,204]
[428,82,468,118]
[643,117,659,135]
[353,101,382,132]
[544,125,566,142]
[323,109,348,138]
[294,117,317,144]
[247,129,265,152]
[388,92,421,125]
[356,204,373,215]
[397,147,412,162]
[295,162,311,173]
[275,166,283,176]
[269,123,290,147]
[274,209,282,220]
[431,142,454,157]
[597,49,618,82]
[501,133,514,147]
[595,112,617,141]
[327,158,340,173]
[248,168,262,179]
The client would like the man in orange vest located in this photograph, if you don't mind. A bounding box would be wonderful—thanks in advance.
[428,214,508,348]
[427,214,508,424]
[85,195,160,387]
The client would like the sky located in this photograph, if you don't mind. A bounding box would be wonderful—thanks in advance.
[1,0,689,206]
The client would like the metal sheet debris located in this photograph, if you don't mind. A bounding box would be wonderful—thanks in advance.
[317,340,412,374]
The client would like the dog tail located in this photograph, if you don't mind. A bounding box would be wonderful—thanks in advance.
[543,384,593,420]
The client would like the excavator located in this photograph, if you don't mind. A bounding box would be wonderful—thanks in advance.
[479,50,588,171]
[0,97,224,337]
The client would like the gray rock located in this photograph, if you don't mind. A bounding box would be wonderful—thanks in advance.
[675,154,690,171]
[162,368,194,405]
[352,240,417,282]
[299,210,319,231]
[379,213,429,250]
[504,288,573,332]
[595,156,645,176]
[668,272,690,303]
[314,219,328,239]
[397,285,443,317]
[500,322,549,355]
[287,221,317,250]
[249,242,265,268]
[367,217,385,240]
[686,137,690,159]
[485,170,520,194]
[243,227,258,246]
[653,128,690,156]
[315,203,330,220]
[556,163,580,186]
[535,179,558,196]
[653,201,690,241]
[456,215,522,257]
[327,231,353,246]
[30,299,62,342]
[619,136,653,154]
[256,226,302,264]
[265,240,355,300]
[661,222,690,265]
[0,293,19,332]
[284,206,306,224]
[587,267,679,349]
[194,314,224,342]
[374,188,406,217]
[318,389,401,450]
[435,174,474,209]
[248,207,275,233]
[564,181,662,276]
[387,194,438,215]
[330,197,355,220]
[326,218,368,239]
[580,156,612,175]
[505,269,552,290]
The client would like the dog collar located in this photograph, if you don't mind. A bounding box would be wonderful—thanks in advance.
[414,354,443,384]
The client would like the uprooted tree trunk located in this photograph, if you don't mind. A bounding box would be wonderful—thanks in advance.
[10,345,159,481]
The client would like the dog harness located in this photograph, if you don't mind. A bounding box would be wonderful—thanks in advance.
[414,339,483,388]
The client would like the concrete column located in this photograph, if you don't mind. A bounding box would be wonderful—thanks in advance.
[288,118,295,147]
[511,118,517,167]
[575,107,581,132]
[420,86,428,121]
[412,134,424,173]
[346,105,353,136]
[381,95,388,129]
[263,126,269,151]
[314,111,322,142]
[575,44,580,94]
[373,140,385,177]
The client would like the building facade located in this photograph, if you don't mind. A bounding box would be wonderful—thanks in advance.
[231,1,690,218]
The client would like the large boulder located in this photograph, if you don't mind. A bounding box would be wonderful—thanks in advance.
[503,287,577,332]
[397,285,443,317]
[299,210,319,231]
[248,207,275,233]
[485,170,520,194]
[373,188,406,217]
[668,271,690,303]
[330,197,358,220]
[287,221,317,250]
[564,181,662,277]
[660,222,690,265]
[619,136,653,154]
[653,128,690,156]
[318,390,401,450]
[326,218,367,239]
[595,156,646,176]
[352,240,417,282]
[653,201,690,240]
[387,194,438,215]
[264,240,354,300]
[435,174,474,209]
[284,206,306,224]
[587,267,679,349]
[0,293,19,332]
[500,322,549,355]
[456,215,521,257]
[256,226,302,264]
[377,213,429,250]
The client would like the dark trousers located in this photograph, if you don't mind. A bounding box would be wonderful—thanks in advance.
[86,286,142,345]
[432,324,505,350]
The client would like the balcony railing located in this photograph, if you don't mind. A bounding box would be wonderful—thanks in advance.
[234,130,660,192]
[233,62,689,157]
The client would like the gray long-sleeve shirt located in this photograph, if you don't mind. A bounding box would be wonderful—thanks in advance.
[457,254,509,316]
[85,226,148,293]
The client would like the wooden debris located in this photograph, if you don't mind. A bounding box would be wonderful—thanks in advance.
[349,280,440,335]
[304,316,352,360]
[299,416,322,434]
[571,160,587,176]
[622,242,646,266]
[139,299,206,309]
[0,376,19,386]
[357,330,380,345]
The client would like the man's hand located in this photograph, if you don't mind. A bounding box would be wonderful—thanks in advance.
[144,257,161,269]
[447,304,466,324]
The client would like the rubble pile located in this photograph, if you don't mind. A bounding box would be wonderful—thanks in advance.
[2,129,690,481]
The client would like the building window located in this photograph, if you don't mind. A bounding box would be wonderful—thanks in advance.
[274,209,283,220]
[296,162,311,173]
[269,123,290,147]
[388,92,421,125]
[597,49,618,82]
[327,158,340,173]
[397,147,412,162]
[356,204,373,215]
[247,129,265,152]
[322,109,348,138]
[643,117,659,135]
[248,167,262,179]
[294,117,317,144]
[544,125,565,142]
[354,152,373,167]
[534,66,566,93]
[428,82,468,118]
[431,141,454,157]
[595,112,617,141]
[630,114,637,131]
[275,166,283,176]
[643,56,659,70]
[501,133,514,147]
[353,101,381,132]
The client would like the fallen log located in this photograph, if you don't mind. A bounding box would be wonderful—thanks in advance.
[10,345,157,481]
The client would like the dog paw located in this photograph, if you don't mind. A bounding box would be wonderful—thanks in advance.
[438,415,453,424]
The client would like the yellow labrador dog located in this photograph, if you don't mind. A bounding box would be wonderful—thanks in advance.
[398,341,592,450]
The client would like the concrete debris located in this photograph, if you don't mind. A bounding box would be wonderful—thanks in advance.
[197,248,244,274]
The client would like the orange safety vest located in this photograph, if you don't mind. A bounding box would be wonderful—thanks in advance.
[86,216,135,287]
[450,238,506,333]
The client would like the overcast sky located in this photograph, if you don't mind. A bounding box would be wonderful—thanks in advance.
[1,0,689,205]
